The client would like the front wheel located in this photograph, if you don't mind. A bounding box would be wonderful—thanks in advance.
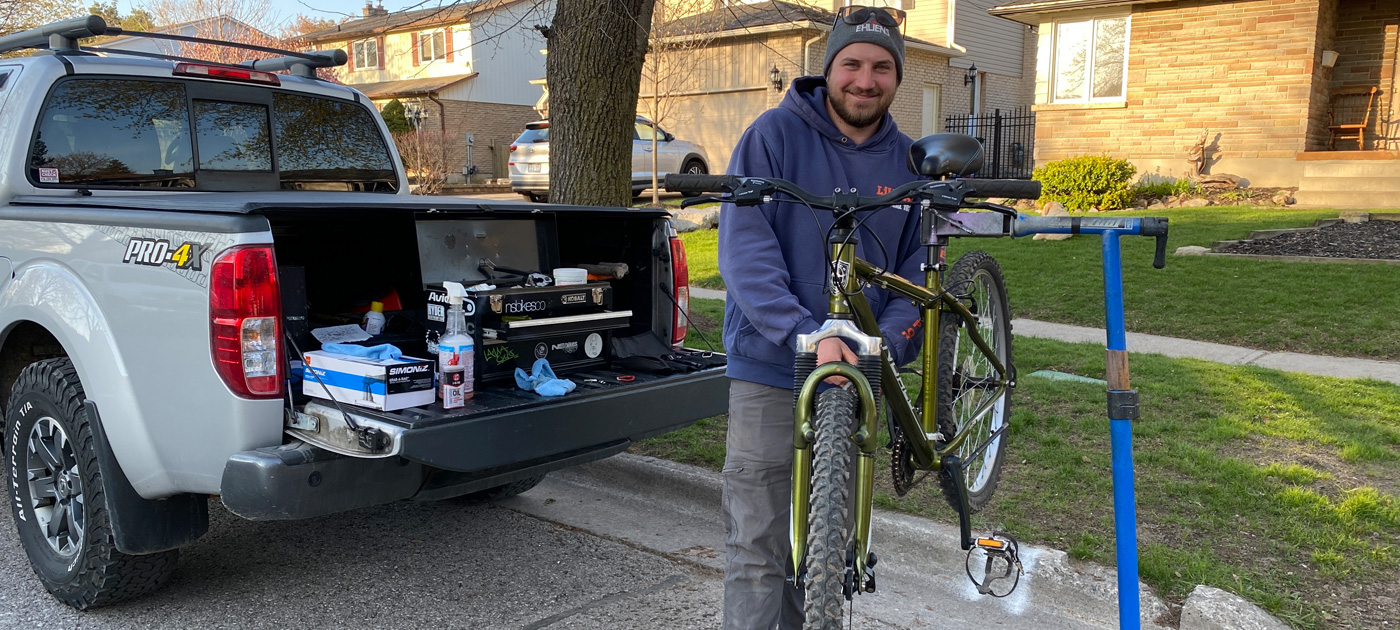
[803,387,857,630]
[936,251,1013,513]
[5,358,179,609]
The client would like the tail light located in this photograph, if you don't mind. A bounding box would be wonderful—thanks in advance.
[509,144,518,152]
[210,245,283,398]
[174,63,281,86]
[669,231,689,348]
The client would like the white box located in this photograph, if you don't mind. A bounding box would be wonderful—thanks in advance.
[302,351,436,412]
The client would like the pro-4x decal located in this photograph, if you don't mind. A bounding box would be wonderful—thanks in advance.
[122,238,205,271]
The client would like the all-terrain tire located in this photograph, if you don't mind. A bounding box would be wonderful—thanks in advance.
[936,251,1013,513]
[803,388,858,630]
[5,358,179,609]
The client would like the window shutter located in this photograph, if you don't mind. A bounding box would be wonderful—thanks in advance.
[377,36,385,69]
[347,44,354,71]
[412,33,420,66]
[445,28,454,63]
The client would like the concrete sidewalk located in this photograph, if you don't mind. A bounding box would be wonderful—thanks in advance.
[690,287,1400,386]
[507,454,1288,630]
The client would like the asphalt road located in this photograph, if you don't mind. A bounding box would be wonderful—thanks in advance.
[0,494,722,629]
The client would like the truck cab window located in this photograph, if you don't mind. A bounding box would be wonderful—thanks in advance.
[29,79,194,188]
[273,92,397,191]
[193,100,272,171]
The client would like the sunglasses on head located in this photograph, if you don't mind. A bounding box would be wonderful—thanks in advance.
[834,5,906,29]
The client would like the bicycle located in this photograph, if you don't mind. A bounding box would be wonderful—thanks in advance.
[665,133,1169,629]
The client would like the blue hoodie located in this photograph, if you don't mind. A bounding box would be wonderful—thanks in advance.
[719,76,925,389]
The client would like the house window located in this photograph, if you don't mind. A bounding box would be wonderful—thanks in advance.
[419,30,446,63]
[1052,16,1128,103]
[352,38,378,70]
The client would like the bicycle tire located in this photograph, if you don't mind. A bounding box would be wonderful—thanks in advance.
[803,387,858,630]
[936,251,1012,513]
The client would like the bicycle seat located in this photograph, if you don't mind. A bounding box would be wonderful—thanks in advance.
[907,133,984,178]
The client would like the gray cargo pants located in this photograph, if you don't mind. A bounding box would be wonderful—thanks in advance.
[722,379,803,630]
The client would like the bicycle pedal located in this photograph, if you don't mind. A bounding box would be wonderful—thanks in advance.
[965,532,1023,598]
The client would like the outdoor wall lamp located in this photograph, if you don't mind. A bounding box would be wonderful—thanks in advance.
[963,65,978,86]
[770,65,784,91]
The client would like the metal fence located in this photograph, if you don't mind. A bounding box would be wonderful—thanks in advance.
[943,107,1036,180]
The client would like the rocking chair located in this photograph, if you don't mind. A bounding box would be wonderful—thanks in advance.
[1328,86,1378,151]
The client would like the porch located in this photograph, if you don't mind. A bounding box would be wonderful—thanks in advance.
[1293,151,1400,208]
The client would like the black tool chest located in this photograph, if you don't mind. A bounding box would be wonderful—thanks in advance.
[416,215,631,382]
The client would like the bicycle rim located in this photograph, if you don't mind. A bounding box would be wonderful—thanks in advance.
[938,251,1012,511]
[804,388,857,630]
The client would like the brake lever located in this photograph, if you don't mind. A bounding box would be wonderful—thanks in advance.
[961,201,1020,218]
[679,196,722,209]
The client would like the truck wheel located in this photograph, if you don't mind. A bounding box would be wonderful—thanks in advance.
[5,358,179,609]
[461,474,547,503]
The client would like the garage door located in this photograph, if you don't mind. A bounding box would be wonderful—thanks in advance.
[660,89,768,176]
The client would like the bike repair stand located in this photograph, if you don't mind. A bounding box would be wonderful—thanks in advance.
[1100,233,1142,630]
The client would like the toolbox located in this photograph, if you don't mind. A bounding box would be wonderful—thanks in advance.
[425,283,631,382]
[414,216,631,383]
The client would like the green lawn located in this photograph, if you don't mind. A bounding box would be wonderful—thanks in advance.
[679,206,1400,360]
[645,299,1400,629]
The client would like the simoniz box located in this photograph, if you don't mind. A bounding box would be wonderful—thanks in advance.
[302,351,435,411]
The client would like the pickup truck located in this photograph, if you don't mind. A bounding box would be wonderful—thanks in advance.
[0,17,726,609]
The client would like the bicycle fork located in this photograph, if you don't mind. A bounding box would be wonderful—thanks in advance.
[789,319,882,596]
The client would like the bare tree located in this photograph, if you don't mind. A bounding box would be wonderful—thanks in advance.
[640,0,717,205]
[540,0,655,207]
[0,0,84,37]
[393,129,451,195]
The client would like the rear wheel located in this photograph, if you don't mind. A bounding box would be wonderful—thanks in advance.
[6,358,179,609]
[803,387,857,630]
[936,251,1012,513]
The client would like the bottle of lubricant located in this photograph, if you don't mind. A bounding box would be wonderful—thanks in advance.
[438,282,474,408]
[362,301,385,335]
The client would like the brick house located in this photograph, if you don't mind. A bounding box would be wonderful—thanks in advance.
[630,1,1037,174]
[991,0,1400,206]
[303,1,553,183]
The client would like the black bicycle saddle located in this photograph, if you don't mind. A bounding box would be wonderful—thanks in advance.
[907,133,985,179]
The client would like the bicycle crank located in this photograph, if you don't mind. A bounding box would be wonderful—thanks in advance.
[965,532,1023,598]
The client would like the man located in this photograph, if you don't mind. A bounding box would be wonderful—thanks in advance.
[717,6,926,629]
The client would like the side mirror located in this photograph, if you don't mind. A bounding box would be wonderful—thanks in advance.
[907,133,984,178]
[663,132,675,142]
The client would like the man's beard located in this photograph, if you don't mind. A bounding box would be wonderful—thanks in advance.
[828,86,894,130]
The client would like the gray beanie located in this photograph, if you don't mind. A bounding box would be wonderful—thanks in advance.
[822,13,906,83]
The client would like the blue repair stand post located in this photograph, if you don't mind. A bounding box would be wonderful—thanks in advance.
[1099,233,1141,630]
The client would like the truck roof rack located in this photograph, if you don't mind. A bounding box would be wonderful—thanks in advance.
[0,16,347,79]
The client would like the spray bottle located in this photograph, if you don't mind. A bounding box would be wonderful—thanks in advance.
[438,282,474,408]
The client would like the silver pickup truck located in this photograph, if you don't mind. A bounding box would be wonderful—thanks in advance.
[0,17,726,609]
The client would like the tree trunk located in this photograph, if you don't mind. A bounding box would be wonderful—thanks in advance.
[545,0,655,207]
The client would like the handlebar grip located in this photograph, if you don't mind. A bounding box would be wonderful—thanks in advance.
[1142,217,1169,269]
[961,179,1042,200]
[663,174,739,195]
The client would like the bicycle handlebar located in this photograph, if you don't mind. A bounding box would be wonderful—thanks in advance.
[662,174,1168,268]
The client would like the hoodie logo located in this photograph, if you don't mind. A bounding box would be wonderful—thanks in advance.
[856,23,890,36]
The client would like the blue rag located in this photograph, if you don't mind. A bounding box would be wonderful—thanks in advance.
[514,358,576,397]
[321,343,403,361]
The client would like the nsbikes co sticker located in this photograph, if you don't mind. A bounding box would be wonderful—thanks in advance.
[122,238,206,271]
[38,168,59,183]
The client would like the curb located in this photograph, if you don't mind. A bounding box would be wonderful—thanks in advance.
[573,453,1289,630]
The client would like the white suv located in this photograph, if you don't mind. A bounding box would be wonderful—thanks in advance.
[510,116,709,203]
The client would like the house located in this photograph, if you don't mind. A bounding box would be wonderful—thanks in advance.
[303,1,553,183]
[635,1,1037,175]
[991,0,1400,207]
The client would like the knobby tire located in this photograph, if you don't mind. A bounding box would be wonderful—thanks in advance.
[803,387,858,630]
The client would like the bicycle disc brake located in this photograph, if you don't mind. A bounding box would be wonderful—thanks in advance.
[965,532,1023,597]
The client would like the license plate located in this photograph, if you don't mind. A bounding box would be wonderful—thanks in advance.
[526,163,541,173]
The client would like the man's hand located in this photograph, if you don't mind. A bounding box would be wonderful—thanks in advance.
[816,337,858,386]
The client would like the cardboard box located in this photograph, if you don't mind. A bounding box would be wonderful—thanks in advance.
[302,351,435,411]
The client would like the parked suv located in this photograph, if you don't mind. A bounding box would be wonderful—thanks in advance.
[510,117,709,203]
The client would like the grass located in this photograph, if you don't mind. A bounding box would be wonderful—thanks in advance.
[642,298,1400,628]
[677,206,1400,360]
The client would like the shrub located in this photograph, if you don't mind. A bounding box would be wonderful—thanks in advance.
[380,99,414,134]
[1133,178,1197,199]
[1034,155,1137,210]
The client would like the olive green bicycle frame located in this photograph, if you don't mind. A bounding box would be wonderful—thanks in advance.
[789,236,1012,584]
